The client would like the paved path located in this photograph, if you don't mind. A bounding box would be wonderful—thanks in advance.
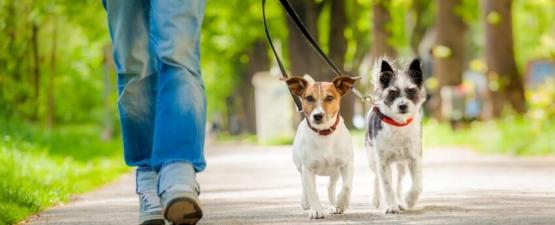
[26,144,555,225]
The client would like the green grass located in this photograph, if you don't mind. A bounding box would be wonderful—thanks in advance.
[0,121,129,225]
[351,116,555,156]
[423,117,555,155]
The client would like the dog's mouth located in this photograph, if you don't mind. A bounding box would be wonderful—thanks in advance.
[312,119,324,125]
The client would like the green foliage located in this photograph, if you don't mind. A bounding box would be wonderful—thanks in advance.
[423,79,555,155]
[0,0,113,124]
[388,0,411,55]
[423,117,555,155]
[0,121,128,225]
[201,0,287,118]
[513,0,555,66]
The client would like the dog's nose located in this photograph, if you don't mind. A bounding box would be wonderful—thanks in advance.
[398,104,408,113]
[313,113,324,122]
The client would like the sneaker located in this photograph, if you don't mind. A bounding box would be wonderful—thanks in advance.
[137,169,165,225]
[159,163,203,225]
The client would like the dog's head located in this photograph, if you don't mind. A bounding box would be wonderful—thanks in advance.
[373,58,426,122]
[282,75,360,129]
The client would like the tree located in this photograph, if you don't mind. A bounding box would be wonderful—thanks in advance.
[370,0,397,60]
[483,0,526,117]
[328,0,356,129]
[31,22,41,120]
[241,40,270,134]
[287,0,327,80]
[431,0,467,119]
[409,0,433,56]
[46,17,57,127]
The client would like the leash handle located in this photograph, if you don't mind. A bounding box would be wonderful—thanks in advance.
[262,0,304,112]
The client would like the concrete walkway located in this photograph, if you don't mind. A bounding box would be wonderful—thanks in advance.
[26,144,555,225]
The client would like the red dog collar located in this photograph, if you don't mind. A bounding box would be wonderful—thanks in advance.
[373,107,413,127]
[305,113,341,136]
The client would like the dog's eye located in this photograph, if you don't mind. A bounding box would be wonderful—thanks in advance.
[325,96,334,102]
[388,90,399,97]
[406,88,417,96]
[305,95,315,102]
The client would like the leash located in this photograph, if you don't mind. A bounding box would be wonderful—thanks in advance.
[262,0,374,113]
[262,0,303,111]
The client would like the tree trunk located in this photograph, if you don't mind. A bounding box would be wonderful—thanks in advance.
[31,23,41,120]
[241,40,270,134]
[483,0,526,117]
[102,44,114,140]
[328,0,355,129]
[371,0,397,61]
[431,0,467,120]
[434,0,466,87]
[410,0,432,56]
[287,0,327,80]
[47,19,57,127]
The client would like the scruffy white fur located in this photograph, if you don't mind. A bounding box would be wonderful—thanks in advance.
[365,58,426,214]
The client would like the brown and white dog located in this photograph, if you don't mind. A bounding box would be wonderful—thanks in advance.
[282,74,360,219]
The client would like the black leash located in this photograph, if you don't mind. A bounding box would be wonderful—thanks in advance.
[262,0,303,111]
[262,0,373,112]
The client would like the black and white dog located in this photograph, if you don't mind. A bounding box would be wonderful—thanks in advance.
[365,58,426,214]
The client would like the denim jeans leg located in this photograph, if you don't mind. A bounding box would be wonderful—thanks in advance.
[103,0,158,168]
[149,0,207,172]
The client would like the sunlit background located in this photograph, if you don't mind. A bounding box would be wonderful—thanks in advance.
[1,0,554,224]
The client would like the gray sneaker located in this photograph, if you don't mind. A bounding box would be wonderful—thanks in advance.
[137,169,165,225]
[159,163,203,225]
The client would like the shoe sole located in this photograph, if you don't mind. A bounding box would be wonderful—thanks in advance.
[140,218,165,225]
[164,195,203,225]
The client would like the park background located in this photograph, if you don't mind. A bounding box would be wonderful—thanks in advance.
[0,0,554,224]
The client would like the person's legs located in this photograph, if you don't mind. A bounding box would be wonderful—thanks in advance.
[149,0,207,224]
[103,1,163,224]
[150,0,207,173]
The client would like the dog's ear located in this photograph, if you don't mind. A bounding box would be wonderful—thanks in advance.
[407,58,423,88]
[379,60,395,89]
[332,76,361,96]
[302,74,315,84]
[281,76,308,97]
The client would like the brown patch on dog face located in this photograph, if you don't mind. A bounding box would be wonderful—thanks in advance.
[302,82,342,117]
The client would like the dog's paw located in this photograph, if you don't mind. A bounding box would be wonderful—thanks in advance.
[329,206,344,214]
[308,209,325,219]
[384,205,402,214]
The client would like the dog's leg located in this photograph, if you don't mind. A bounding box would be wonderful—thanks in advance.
[302,168,325,219]
[368,149,381,208]
[376,159,400,214]
[371,164,381,208]
[327,174,339,206]
[331,163,353,214]
[396,163,406,210]
[405,158,422,208]
[301,176,310,210]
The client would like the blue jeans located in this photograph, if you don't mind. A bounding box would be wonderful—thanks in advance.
[103,0,207,172]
